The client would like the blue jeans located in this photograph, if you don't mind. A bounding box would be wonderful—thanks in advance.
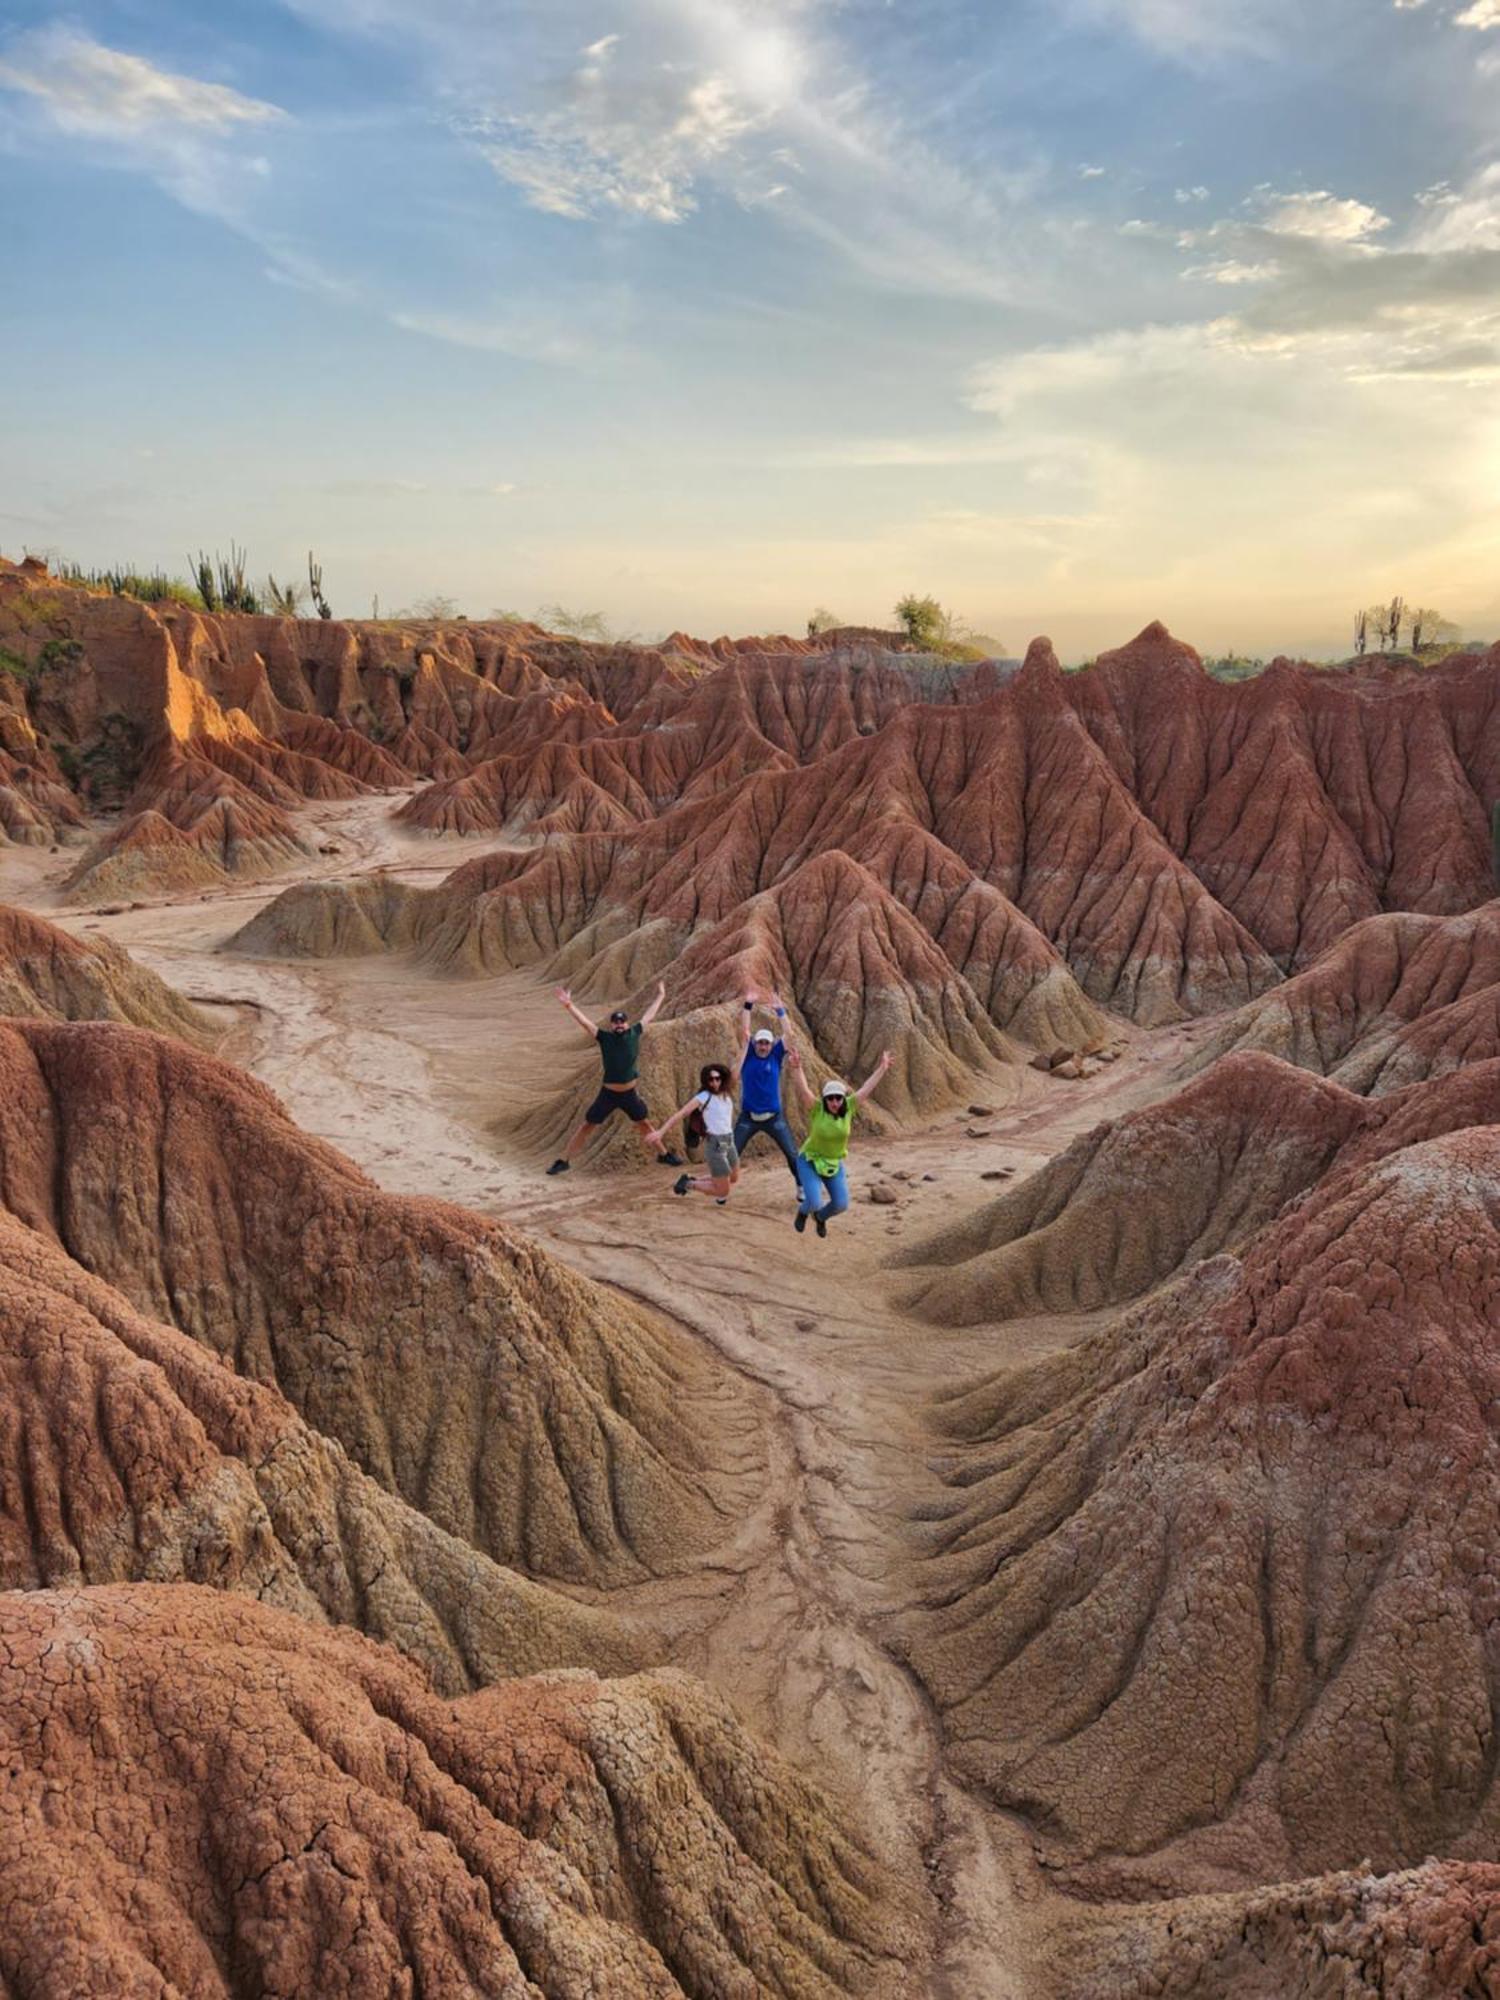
[796,1155,849,1219]
[734,1110,801,1179]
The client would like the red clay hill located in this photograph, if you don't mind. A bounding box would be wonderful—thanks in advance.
[893,1050,1500,1928]
[0,990,914,1993]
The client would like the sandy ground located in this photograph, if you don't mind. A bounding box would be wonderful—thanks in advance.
[5,792,1205,1997]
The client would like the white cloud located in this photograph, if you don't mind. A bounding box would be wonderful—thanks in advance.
[1175,185,1210,203]
[1258,190,1390,243]
[1079,163,1106,178]
[0,26,282,135]
[1455,0,1500,25]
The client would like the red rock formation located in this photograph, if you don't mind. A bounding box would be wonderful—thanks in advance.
[1075,1860,1500,1998]
[1193,900,1500,1091]
[0,1021,757,1584]
[894,1052,1367,1323]
[896,1106,1500,1897]
[0,1586,912,1998]
[0,902,213,1041]
[0,1206,643,1688]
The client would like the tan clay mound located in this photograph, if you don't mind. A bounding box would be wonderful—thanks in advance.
[1074,1860,1500,1999]
[0,901,214,1042]
[0,1021,759,1585]
[0,1208,645,1689]
[0,1586,914,1999]
[895,1116,1500,1896]
[224,872,423,959]
[893,1052,1365,1324]
[1191,901,1500,1090]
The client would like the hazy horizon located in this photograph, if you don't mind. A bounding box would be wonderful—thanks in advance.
[5,0,1500,658]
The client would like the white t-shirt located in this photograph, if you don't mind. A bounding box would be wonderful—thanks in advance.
[694,1089,735,1137]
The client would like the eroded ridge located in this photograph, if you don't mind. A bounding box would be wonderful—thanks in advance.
[0,1019,761,1585]
[0,1586,916,1998]
[895,1101,1500,1901]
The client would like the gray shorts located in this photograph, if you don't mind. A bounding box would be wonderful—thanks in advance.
[705,1134,739,1178]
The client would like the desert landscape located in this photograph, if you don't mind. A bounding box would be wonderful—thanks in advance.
[0,551,1498,1995]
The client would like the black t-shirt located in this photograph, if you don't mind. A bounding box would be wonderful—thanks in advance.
[597,1024,642,1085]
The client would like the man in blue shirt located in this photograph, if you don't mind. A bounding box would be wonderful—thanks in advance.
[734,987,801,1184]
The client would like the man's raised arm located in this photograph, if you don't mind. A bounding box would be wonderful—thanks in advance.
[555,987,599,1039]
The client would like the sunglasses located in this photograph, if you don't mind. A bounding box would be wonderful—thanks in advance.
[823,1093,847,1104]
[706,1071,726,1082]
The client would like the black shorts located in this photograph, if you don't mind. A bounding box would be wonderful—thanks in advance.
[585,1086,650,1125]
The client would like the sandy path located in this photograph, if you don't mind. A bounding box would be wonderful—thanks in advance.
[2,799,1199,1996]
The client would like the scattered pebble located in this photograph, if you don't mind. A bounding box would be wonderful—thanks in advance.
[921,1172,937,1182]
[966,1127,993,1139]
[794,1317,816,1332]
[967,1103,997,1117]
[869,1184,898,1205]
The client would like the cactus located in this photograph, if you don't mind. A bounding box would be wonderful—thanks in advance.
[308,550,332,621]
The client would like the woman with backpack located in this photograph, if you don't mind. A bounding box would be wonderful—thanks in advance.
[785,1045,893,1237]
[647,1063,742,1205]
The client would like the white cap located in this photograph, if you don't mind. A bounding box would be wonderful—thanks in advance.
[821,1078,852,1098]
[752,1026,775,1043]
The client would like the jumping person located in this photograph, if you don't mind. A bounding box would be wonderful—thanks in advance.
[546,983,682,1173]
[647,1064,740,1204]
[785,1045,893,1237]
[733,987,801,1184]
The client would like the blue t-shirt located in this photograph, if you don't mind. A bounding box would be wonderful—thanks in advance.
[740,1039,786,1115]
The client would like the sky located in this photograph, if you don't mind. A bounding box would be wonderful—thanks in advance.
[2,0,1499,657]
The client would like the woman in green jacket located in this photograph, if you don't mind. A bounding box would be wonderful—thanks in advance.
[785,1045,892,1237]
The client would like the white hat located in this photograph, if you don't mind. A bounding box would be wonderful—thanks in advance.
[821,1077,852,1098]
[752,1025,775,1043]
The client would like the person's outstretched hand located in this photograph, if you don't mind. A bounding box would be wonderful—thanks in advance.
[877,1048,893,1071]
[556,986,572,1007]
[656,981,667,1001]
[787,1046,803,1068]
[644,1128,662,1148]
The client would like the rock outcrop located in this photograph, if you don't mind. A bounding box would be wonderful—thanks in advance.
[896,1099,1500,1898]
[0,1586,913,1998]
[0,1020,758,1585]
[1190,900,1500,1092]
[0,902,214,1042]
[893,1053,1366,1324]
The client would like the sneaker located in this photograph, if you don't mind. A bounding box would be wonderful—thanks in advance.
[673,1174,692,1196]
[715,1197,728,1206]
[659,1151,684,1167]
[546,1158,571,1176]
[814,1212,828,1239]
[794,1211,808,1234]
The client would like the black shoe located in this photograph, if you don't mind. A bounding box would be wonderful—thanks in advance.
[794,1211,808,1233]
[715,1197,728,1206]
[546,1158,571,1176]
[659,1151,683,1167]
[673,1174,692,1196]
[815,1212,828,1239]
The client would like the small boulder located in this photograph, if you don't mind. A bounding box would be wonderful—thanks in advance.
[869,1184,898,1206]
[967,1104,997,1118]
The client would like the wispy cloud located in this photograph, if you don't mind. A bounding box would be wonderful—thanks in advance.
[0,25,285,225]
[0,26,283,133]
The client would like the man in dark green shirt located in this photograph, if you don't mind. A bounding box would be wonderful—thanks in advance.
[546,982,682,1174]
